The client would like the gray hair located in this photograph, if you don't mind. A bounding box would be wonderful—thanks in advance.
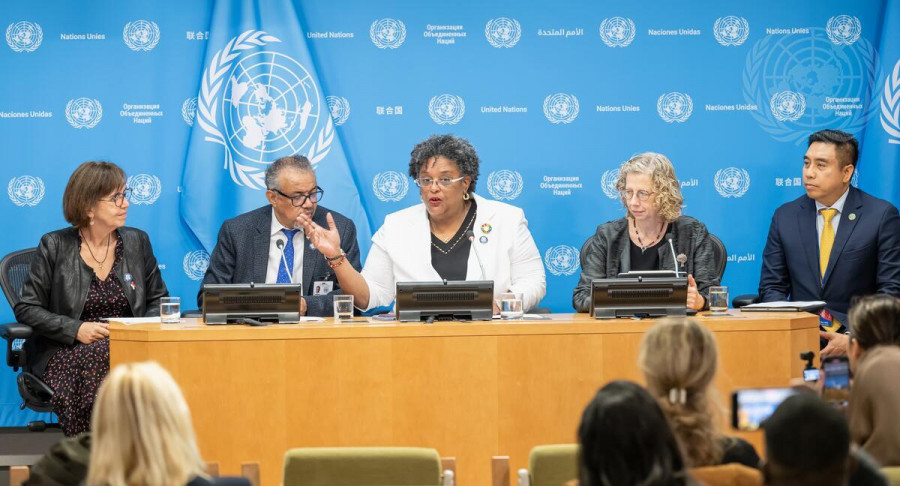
[408,134,480,194]
[265,155,313,190]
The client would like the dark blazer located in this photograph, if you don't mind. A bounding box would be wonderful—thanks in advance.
[573,215,720,312]
[758,186,900,323]
[14,227,169,377]
[199,204,361,316]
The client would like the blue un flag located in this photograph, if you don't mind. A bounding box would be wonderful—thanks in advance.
[180,0,372,254]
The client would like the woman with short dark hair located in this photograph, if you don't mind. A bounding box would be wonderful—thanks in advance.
[15,161,168,436]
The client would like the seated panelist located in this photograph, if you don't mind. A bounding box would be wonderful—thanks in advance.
[14,161,168,437]
[573,152,719,312]
[199,155,361,316]
[300,134,547,313]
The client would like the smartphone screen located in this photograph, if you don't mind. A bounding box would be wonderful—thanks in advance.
[731,387,798,431]
[822,357,850,407]
[803,368,821,382]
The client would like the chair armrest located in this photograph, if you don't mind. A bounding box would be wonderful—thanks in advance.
[732,294,760,309]
[0,322,33,340]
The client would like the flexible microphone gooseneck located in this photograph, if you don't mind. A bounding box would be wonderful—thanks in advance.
[275,238,294,284]
[668,238,680,277]
[465,230,487,280]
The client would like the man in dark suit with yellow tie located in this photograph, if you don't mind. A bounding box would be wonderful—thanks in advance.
[758,130,900,356]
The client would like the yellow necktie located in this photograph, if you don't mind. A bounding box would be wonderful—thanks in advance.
[819,208,838,278]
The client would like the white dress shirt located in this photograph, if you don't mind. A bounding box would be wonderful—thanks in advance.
[265,208,305,284]
[815,187,850,244]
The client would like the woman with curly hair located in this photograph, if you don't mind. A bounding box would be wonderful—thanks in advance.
[639,317,760,468]
[573,152,719,311]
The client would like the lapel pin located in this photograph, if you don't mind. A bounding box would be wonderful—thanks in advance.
[123,273,132,282]
[848,213,856,221]
[479,235,488,244]
[481,223,492,234]
[130,281,136,290]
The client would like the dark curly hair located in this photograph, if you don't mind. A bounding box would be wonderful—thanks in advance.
[408,134,480,194]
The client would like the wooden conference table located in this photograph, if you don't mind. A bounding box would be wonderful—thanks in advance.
[109,311,818,486]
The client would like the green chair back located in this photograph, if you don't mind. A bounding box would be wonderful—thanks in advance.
[529,444,579,486]
[283,447,443,486]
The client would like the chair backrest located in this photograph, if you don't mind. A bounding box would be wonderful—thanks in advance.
[0,248,38,309]
[707,233,727,282]
[883,467,900,486]
[528,444,579,486]
[283,447,444,486]
[690,464,761,486]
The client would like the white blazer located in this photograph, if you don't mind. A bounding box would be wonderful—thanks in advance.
[361,194,547,311]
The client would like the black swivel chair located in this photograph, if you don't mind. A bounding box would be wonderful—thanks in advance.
[707,233,727,282]
[0,248,57,431]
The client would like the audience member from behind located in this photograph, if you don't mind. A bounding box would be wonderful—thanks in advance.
[847,294,900,466]
[762,393,850,486]
[87,362,249,486]
[577,380,695,486]
[639,317,759,468]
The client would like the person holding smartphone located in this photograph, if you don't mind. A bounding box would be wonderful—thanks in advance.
[846,294,900,466]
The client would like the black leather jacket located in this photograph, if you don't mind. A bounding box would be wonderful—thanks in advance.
[14,226,168,376]
[572,216,721,312]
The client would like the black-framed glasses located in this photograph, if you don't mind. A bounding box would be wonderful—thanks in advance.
[414,176,466,188]
[272,187,324,207]
[99,188,133,207]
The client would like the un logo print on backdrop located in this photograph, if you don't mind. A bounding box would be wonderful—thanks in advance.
[370,19,406,49]
[485,18,521,48]
[713,16,749,46]
[66,98,103,129]
[743,17,879,144]
[127,174,162,205]
[183,250,210,281]
[545,245,580,276]
[486,170,524,201]
[543,93,579,124]
[326,96,351,126]
[598,17,635,47]
[5,21,42,52]
[197,30,334,190]
[182,97,198,126]
[601,169,619,200]
[429,94,465,125]
[123,20,160,51]
[372,171,409,202]
[657,92,693,123]
[882,59,900,144]
[714,168,751,198]
[7,176,45,207]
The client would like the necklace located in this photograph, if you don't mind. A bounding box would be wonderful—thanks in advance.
[81,230,111,271]
[633,219,666,253]
[431,209,477,255]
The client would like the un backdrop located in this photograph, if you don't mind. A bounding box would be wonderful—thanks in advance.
[1,0,898,426]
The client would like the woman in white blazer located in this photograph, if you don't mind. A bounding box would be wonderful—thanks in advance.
[299,134,546,312]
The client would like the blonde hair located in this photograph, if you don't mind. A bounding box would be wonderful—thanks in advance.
[638,317,723,467]
[615,152,684,222]
[88,362,207,486]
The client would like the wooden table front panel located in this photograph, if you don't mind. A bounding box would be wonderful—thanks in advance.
[110,312,818,486]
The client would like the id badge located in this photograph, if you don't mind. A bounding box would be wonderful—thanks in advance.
[818,308,834,328]
[313,281,333,296]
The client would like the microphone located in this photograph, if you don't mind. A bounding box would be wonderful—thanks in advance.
[465,230,487,280]
[668,238,681,277]
[275,238,293,284]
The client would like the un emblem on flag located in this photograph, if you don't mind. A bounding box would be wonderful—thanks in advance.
[126,174,162,205]
[7,176,45,207]
[599,17,635,48]
[826,15,861,46]
[657,92,693,123]
[370,18,407,49]
[485,18,521,48]
[486,170,524,201]
[123,20,160,51]
[326,96,351,126]
[183,250,210,281]
[5,21,42,52]
[197,31,335,189]
[770,91,806,121]
[882,59,900,144]
[713,16,749,46]
[372,171,409,202]
[65,98,103,129]
[182,97,197,126]
[544,245,580,276]
[543,93,579,124]
[714,168,751,198]
[601,169,619,200]
[429,94,465,125]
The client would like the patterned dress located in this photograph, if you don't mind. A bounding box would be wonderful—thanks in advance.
[42,233,133,436]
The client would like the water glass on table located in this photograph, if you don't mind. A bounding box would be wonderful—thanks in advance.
[708,286,729,315]
[160,296,181,323]
[333,294,354,322]
[498,292,524,319]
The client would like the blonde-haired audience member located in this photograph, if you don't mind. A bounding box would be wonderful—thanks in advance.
[87,362,249,486]
[639,317,760,468]
[847,294,900,466]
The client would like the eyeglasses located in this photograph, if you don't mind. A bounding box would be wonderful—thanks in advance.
[99,188,133,207]
[620,190,655,202]
[272,187,324,207]
[414,176,466,188]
